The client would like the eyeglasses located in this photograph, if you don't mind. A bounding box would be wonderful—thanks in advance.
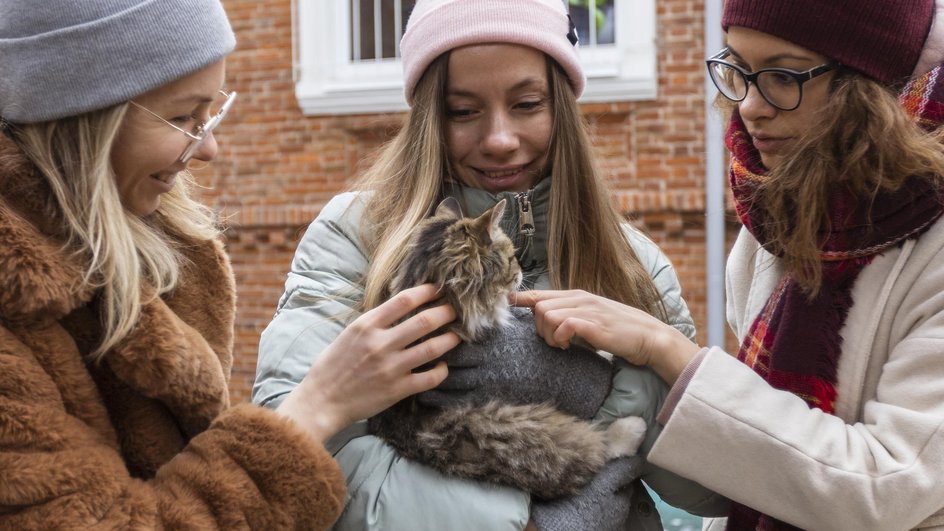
[129,90,237,163]
[706,48,837,111]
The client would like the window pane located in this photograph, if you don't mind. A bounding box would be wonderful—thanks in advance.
[568,0,615,46]
[350,0,417,61]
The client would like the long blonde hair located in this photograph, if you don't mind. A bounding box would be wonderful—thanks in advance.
[356,53,664,317]
[12,103,220,360]
[729,72,944,295]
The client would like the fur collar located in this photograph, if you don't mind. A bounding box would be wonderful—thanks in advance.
[0,136,236,471]
[0,137,95,324]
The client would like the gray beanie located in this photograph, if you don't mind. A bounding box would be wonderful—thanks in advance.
[0,0,236,124]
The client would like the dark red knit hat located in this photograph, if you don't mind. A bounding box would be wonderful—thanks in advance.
[722,0,935,85]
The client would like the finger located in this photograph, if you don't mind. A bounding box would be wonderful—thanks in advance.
[393,303,457,343]
[508,289,570,308]
[510,290,545,308]
[398,330,461,372]
[402,361,448,396]
[369,283,441,328]
[550,315,593,350]
[531,305,577,345]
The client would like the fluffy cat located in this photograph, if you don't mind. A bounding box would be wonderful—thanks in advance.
[367,197,647,499]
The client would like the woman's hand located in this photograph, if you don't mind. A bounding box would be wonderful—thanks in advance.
[512,289,700,384]
[415,307,613,419]
[277,283,459,443]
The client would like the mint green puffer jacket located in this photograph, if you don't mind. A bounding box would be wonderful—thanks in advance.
[253,179,727,530]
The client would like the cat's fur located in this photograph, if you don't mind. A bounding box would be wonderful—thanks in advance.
[367,197,647,499]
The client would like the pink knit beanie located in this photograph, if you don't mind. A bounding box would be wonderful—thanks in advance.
[722,0,934,85]
[400,0,586,106]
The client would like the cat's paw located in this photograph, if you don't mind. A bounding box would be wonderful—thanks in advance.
[602,416,647,458]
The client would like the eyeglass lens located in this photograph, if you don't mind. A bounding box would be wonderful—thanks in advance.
[180,91,236,163]
[707,62,801,111]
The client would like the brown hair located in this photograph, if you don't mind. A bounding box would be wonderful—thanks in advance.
[728,71,944,296]
[355,53,664,317]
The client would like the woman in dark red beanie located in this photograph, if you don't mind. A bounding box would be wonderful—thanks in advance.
[512,0,944,529]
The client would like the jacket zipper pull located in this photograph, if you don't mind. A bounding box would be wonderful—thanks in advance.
[516,189,535,238]
[515,189,537,279]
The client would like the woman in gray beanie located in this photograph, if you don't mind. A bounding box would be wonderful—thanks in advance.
[0,0,458,528]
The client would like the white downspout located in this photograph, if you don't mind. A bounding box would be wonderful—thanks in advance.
[704,0,726,347]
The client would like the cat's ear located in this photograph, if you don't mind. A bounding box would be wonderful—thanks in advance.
[471,198,507,245]
[489,199,507,230]
[435,197,463,219]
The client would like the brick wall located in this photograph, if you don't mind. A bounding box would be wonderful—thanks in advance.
[198,0,740,404]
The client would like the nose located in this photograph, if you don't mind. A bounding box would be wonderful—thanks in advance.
[481,110,519,156]
[191,131,219,163]
[737,82,777,121]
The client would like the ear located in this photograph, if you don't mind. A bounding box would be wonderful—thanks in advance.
[472,198,507,245]
[489,198,507,232]
[435,197,463,219]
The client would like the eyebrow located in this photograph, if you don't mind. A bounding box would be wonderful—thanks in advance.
[727,47,817,65]
[169,92,220,105]
[448,77,547,97]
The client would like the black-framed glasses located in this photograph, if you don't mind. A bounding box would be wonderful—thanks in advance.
[129,90,237,163]
[706,48,838,111]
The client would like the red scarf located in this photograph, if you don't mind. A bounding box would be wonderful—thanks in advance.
[725,67,944,531]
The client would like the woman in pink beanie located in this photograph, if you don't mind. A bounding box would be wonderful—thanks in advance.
[254,0,727,529]
[514,0,944,529]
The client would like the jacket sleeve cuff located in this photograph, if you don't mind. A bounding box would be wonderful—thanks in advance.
[191,404,347,528]
[657,346,710,425]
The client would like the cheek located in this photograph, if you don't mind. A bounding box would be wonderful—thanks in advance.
[445,123,474,161]
[528,114,553,157]
[795,83,832,121]
[109,134,138,194]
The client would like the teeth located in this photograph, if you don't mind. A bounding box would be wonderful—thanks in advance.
[482,167,522,178]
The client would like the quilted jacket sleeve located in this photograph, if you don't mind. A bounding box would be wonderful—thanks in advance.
[600,226,729,517]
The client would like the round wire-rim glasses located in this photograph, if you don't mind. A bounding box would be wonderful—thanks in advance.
[705,48,838,111]
[129,90,237,163]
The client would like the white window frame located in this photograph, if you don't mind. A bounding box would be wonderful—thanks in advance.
[292,0,657,116]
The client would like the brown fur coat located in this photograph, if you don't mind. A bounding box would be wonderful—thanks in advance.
[0,138,345,529]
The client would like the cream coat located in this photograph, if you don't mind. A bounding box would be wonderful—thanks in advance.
[649,222,944,531]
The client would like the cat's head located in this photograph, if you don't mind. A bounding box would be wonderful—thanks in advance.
[393,197,522,341]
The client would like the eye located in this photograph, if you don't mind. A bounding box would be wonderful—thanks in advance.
[515,99,546,111]
[169,114,198,126]
[766,71,796,86]
[446,107,477,121]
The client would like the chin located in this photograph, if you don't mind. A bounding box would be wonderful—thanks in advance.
[760,154,782,172]
[130,200,161,217]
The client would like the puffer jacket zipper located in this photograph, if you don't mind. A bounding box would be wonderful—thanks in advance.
[514,187,539,286]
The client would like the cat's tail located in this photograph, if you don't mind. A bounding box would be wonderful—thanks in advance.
[410,401,647,500]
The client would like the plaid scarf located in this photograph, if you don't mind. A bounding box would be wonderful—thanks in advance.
[724,66,944,531]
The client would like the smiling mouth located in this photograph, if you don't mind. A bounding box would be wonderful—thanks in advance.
[477,166,526,179]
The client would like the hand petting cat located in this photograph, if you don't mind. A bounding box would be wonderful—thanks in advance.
[276,283,458,444]
[512,289,702,385]
[416,306,613,420]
